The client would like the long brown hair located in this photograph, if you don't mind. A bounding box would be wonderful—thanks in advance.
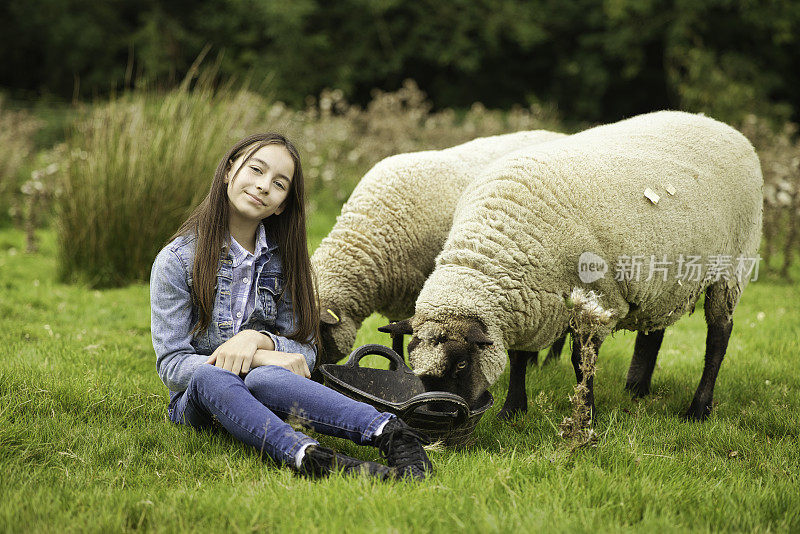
[169,133,319,347]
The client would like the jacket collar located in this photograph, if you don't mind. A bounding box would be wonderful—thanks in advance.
[226,223,275,267]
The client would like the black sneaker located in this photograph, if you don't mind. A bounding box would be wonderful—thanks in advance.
[298,445,395,480]
[373,418,433,480]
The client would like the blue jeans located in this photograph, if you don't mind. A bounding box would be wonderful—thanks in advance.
[168,364,394,466]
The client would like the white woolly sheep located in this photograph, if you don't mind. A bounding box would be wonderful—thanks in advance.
[385,111,763,421]
[312,130,566,367]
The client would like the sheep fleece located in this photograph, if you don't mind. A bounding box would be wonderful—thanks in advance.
[413,111,763,386]
[311,130,566,323]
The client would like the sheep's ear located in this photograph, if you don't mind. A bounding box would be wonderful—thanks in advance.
[320,308,341,325]
[465,323,493,347]
[378,318,413,335]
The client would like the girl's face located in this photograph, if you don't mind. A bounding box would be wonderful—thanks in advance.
[225,143,294,224]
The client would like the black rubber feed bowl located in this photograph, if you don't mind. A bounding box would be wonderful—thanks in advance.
[318,344,493,448]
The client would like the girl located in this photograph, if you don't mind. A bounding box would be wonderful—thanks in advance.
[150,133,431,479]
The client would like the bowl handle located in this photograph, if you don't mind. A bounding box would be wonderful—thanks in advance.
[344,343,408,370]
[396,392,471,426]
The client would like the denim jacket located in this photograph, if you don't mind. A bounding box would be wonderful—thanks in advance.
[150,232,317,394]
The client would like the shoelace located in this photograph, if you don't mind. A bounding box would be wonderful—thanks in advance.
[376,427,431,467]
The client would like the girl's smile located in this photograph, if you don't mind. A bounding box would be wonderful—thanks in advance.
[245,191,267,206]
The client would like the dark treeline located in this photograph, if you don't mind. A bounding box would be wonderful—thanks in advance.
[2,0,799,124]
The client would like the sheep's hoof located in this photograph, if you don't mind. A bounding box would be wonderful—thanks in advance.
[683,401,712,422]
[624,381,650,398]
[497,405,527,422]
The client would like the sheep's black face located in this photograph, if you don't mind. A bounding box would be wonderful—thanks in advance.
[408,319,493,407]
[318,307,358,365]
[417,340,478,403]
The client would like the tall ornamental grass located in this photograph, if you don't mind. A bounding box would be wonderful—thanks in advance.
[57,86,277,286]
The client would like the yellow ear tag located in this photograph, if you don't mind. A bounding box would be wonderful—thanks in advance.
[326,309,340,322]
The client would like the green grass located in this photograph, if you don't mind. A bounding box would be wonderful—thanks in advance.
[1,227,799,532]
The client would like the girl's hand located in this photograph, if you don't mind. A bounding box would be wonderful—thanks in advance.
[205,330,270,375]
[252,349,311,379]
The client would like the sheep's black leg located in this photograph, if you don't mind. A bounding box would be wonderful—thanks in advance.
[542,333,567,366]
[684,282,737,421]
[571,335,602,419]
[570,339,581,383]
[497,349,536,421]
[624,329,665,397]
[685,320,732,421]
[389,333,404,370]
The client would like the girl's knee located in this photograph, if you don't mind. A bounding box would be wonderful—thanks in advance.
[243,365,288,390]
[190,364,239,391]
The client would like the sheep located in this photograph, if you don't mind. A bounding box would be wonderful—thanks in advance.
[383,111,763,421]
[311,130,566,368]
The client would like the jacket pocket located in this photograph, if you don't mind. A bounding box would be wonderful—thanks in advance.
[257,274,284,324]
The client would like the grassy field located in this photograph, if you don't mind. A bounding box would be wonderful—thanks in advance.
[1,226,799,533]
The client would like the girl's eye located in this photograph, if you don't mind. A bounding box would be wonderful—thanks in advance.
[274,181,286,191]
[249,166,263,175]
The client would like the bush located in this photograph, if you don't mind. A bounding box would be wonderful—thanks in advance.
[0,95,41,227]
[739,115,800,279]
[295,80,562,213]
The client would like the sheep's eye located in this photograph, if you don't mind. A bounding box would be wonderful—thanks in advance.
[456,360,468,370]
